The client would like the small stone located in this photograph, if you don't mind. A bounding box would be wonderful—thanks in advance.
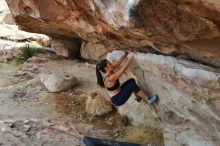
[88,116,95,122]
[43,119,52,127]
[23,125,31,132]
[113,132,119,138]
[56,125,72,132]
[1,126,11,132]
[23,120,30,124]
[69,93,74,96]
[106,117,114,126]
[72,102,80,106]
[80,94,86,97]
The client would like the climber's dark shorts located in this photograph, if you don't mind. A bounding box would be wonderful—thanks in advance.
[110,78,141,106]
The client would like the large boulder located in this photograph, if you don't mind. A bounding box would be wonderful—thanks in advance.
[39,73,77,92]
[107,50,220,146]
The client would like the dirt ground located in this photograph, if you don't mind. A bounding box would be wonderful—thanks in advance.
[47,90,163,145]
[0,53,163,146]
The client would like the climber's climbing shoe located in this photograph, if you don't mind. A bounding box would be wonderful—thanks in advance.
[147,94,158,105]
[135,96,142,102]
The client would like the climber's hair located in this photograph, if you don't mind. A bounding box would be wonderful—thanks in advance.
[96,59,108,88]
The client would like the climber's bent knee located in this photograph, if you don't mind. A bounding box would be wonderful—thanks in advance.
[110,78,141,106]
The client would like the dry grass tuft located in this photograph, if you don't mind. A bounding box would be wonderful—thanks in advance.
[116,125,163,146]
[85,89,112,116]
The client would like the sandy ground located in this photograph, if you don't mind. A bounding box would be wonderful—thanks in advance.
[0,53,163,146]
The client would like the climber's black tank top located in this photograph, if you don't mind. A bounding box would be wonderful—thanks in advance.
[104,76,120,91]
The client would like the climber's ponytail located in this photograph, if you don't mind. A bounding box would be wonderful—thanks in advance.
[96,59,108,88]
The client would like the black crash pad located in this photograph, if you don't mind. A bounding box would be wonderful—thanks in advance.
[83,136,141,146]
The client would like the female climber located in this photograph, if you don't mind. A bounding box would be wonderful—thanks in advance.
[96,51,158,106]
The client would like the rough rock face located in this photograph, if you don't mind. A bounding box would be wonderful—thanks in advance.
[51,38,80,58]
[0,0,14,24]
[80,41,113,61]
[108,51,220,146]
[0,48,19,63]
[0,24,51,63]
[0,119,84,146]
[0,24,51,47]
[5,0,220,66]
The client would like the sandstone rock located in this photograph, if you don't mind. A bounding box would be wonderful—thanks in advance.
[175,129,213,146]
[5,0,220,66]
[39,73,77,92]
[0,24,51,47]
[108,50,220,146]
[1,13,15,25]
[208,98,220,118]
[7,0,220,44]
[106,50,125,63]
[0,48,20,63]
[51,38,80,58]
[164,110,184,125]
[0,0,14,24]
[80,41,110,61]
[0,119,84,146]
[22,125,31,132]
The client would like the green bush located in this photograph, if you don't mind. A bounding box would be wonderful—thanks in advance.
[15,44,41,65]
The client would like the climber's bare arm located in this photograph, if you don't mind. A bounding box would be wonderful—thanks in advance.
[109,57,133,81]
[111,52,127,69]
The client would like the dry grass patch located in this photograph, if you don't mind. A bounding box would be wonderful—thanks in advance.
[116,125,163,146]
